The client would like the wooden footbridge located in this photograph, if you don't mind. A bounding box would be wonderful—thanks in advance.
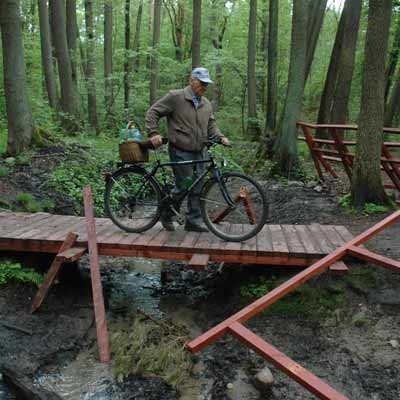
[2,187,399,400]
[0,211,352,269]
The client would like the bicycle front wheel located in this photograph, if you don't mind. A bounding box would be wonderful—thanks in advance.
[200,172,268,241]
[104,168,161,233]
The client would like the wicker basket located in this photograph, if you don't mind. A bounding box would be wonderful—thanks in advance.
[118,121,149,163]
[119,140,149,163]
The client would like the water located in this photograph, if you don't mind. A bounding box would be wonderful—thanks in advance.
[0,375,15,400]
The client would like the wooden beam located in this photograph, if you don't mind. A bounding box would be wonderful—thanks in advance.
[83,186,111,363]
[187,253,210,270]
[329,261,349,275]
[347,245,400,272]
[228,322,349,400]
[30,232,78,314]
[57,246,87,263]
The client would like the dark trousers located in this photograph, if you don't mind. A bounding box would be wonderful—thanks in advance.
[168,145,205,224]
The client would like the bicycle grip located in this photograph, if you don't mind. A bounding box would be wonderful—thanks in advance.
[140,137,169,149]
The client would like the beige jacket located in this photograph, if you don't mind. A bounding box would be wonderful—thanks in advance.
[145,86,224,152]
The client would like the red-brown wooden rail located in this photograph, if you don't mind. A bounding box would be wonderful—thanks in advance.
[297,121,400,199]
[187,210,400,400]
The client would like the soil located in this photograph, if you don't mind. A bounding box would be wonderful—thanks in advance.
[0,144,399,400]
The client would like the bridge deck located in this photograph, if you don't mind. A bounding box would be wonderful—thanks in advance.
[0,212,353,266]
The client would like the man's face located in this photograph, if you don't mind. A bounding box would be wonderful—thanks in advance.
[190,78,209,97]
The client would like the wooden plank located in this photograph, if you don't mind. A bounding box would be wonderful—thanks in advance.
[132,224,163,247]
[241,226,258,253]
[224,224,243,251]
[2,213,55,238]
[57,247,87,263]
[30,232,78,313]
[187,253,210,271]
[256,225,273,253]
[281,225,306,254]
[269,225,289,253]
[32,215,76,240]
[321,225,346,248]
[294,225,322,254]
[334,226,354,243]
[308,224,334,253]
[83,186,110,363]
[228,322,349,400]
[181,231,201,248]
[329,261,349,275]
[195,231,213,250]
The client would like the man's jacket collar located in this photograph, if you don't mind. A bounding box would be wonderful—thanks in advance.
[184,86,204,108]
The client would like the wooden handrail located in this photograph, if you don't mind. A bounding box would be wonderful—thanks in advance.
[297,121,400,134]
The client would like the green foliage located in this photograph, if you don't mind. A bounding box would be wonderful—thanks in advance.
[0,165,8,177]
[240,275,346,319]
[339,194,392,215]
[111,315,191,389]
[16,192,42,213]
[344,268,379,292]
[0,261,43,287]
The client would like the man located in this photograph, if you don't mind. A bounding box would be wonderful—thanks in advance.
[145,67,230,232]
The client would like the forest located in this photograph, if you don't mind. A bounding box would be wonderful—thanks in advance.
[0,0,400,208]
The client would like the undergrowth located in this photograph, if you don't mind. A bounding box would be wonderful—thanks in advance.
[339,194,393,215]
[240,275,346,319]
[111,313,192,390]
[0,261,43,287]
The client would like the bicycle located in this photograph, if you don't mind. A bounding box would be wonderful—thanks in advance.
[104,139,268,242]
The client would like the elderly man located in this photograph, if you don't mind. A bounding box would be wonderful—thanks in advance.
[145,67,230,232]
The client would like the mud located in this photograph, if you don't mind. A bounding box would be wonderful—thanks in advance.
[0,145,399,399]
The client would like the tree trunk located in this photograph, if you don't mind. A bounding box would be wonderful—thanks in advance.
[0,0,34,156]
[351,0,393,208]
[384,76,400,126]
[247,0,260,138]
[273,0,308,175]
[265,0,278,136]
[124,0,131,111]
[132,0,143,73]
[304,0,328,82]
[384,13,400,101]
[38,0,58,110]
[84,0,99,132]
[49,0,80,131]
[104,0,114,125]
[316,0,361,137]
[66,0,78,86]
[192,0,201,69]
[330,0,362,124]
[150,0,161,105]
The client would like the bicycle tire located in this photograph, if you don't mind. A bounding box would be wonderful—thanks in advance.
[104,167,162,233]
[200,172,268,242]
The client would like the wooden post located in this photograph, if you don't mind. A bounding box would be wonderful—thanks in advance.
[83,186,111,363]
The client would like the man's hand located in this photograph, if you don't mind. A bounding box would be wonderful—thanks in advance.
[149,134,163,149]
[221,137,231,147]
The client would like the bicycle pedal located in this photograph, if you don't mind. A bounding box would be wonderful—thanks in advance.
[170,207,184,225]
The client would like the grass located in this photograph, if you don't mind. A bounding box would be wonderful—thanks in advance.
[0,260,43,286]
[240,275,346,319]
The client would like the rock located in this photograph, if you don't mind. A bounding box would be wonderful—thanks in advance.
[4,157,15,165]
[306,180,318,188]
[288,181,304,187]
[351,311,368,327]
[253,366,274,392]
[226,382,234,390]
[389,339,399,349]
[313,185,323,193]
[368,288,400,305]
[226,369,260,400]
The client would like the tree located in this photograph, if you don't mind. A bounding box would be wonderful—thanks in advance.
[265,0,278,136]
[150,0,161,105]
[0,0,35,156]
[49,0,80,130]
[104,0,114,124]
[247,0,260,138]
[124,0,131,111]
[351,0,393,207]
[273,0,308,174]
[66,0,78,86]
[192,0,201,69]
[38,0,58,110]
[84,0,99,132]
[132,0,143,73]
[316,0,362,134]
[164,0,185,62]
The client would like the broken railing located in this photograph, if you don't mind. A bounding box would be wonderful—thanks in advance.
[297,121,400,200]
[187,210,400,400]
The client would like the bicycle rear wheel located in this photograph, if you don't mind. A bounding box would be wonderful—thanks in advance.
[104,168,161,233]
[200,172,268,241]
